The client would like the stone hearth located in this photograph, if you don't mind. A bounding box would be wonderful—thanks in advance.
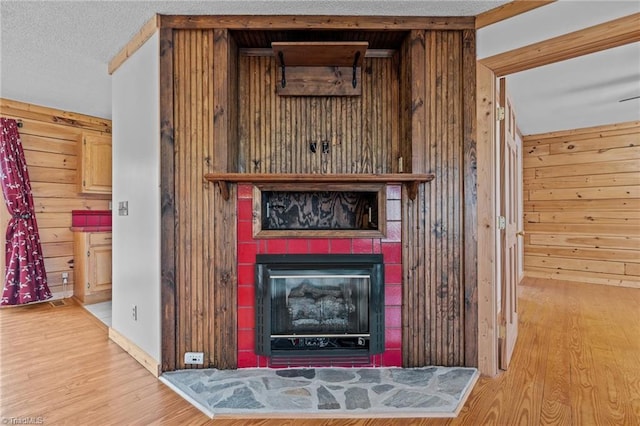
[161,366,479,418]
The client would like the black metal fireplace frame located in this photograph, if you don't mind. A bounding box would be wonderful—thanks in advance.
[255,254,385,362]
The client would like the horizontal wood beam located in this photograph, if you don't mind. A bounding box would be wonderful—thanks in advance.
[475,0,556,29]
[158,14,475,30]
[204,172,435,183]
[108,14,160,75]
[480,13,640,76]
[204,173,435,201]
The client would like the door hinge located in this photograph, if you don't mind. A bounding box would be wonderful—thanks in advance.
[499,324,506,339]
[87,250,90,257]
[498,215,506,230]
[86,282,90,289]
[497,106,505,121]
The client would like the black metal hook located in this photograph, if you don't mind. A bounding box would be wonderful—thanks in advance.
[352,51,361,89]
[278,51,286,88]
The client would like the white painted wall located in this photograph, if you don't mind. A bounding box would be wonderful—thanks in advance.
[111,32,161,362]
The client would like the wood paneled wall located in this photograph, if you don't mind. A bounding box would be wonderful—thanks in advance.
[523,121,640,288]
[238,54,400,174]
[161,24,477,371]
[0,99,111,297]
[163,29,238,370]
[401,30,477,367]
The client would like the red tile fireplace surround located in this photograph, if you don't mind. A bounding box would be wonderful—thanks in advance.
[236,183,403,368]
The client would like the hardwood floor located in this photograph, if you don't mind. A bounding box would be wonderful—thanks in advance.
[1,277,638,425]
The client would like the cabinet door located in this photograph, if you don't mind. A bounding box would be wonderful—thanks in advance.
[80,133,112,194]
[88,245,112,293]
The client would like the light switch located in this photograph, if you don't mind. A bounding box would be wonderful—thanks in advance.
[118,201,129,216]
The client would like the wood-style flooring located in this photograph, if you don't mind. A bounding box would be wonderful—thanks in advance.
[1,277,639,425]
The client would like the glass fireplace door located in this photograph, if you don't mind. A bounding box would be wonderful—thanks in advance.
[270,273,370,337]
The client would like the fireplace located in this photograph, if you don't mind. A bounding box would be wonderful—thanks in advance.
[255,254,384,364]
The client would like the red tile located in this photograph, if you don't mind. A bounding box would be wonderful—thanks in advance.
[237,221,254,243]
[329,239,352,254]
[72,214,85,227]
[266,239,287,253]
[385,264,402,285]
[258,355,270,368]
[382,349,402,367]
[237,329,255,351]
[382,221,401,243]
[385,306,402,328]
[87,215,100,226]
[385,327,402,349]
[287,239,309,253]
[259,240,269,253]
[386,199,401,221]
[385,284,402,306]
[237,306,255,328]
[386,184,401,200]
[381,242,401,263]
[309,239,330,253]
[372,239,381,254]
[238,286,255,309]
[238,184,254,199]
[238,264,255,286]
[237,199,254,222]
[237,350,258,368]
[352,239,373,254]
[238,242,258,264]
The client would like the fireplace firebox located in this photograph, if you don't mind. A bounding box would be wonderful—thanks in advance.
[255,254,384,363]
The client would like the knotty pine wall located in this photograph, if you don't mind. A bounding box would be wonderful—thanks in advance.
[0,99,111,298]
[523,120,640,288]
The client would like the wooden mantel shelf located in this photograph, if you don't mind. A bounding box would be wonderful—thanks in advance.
[204,173,435,201]
[271,42,368,67]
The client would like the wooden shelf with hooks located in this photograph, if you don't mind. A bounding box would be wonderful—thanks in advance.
[271,41,369,96]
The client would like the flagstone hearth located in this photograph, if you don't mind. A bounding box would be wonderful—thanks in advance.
[160,366,478,418]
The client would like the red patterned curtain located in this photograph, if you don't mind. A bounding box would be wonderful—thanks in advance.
[0,118,51,305]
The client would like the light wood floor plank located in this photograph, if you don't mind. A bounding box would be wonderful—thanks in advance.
[1,278,639,425]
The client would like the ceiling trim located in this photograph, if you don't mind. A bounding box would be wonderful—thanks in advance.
[475,0,556,29]
[109,15,160,75]
[0,98,112,133]
[157,14,475,31]
[522,119,639,140]
[480,12,640,77]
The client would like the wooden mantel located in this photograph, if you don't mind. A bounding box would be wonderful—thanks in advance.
[203,173,435,201]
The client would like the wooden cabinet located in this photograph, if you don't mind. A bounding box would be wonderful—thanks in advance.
[74,232,112,304]
[78,132,112,194]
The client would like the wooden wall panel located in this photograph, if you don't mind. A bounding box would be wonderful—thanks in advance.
[402,30,475,367]
[0,99,111,297]
[170,29,237,370]
[237,54,399,174]
[523,121,640,288]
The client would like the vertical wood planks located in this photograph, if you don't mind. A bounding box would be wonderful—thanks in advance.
[169,29,238,371]
[402,30,474,367]
[237,54,399,175]
[159,27,177,372]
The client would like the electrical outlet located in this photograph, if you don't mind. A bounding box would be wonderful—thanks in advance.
[61,272,69,285]
[132,305,137,321]
[184,352,204,365]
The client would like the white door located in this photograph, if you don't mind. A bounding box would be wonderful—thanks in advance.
[498,77,520,370]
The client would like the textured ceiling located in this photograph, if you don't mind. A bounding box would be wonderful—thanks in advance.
[1,0,639,135]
